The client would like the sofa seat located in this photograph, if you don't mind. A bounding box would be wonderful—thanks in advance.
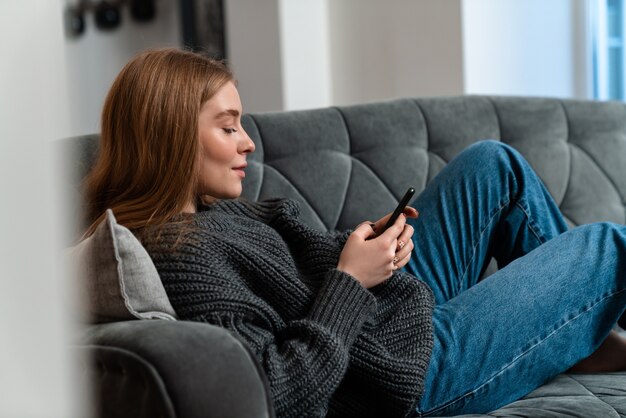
[439,372,626,418]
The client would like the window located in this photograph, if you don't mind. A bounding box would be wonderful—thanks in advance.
[590,0,625,100]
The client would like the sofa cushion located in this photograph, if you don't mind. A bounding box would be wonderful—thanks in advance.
[67,209,176,323]
[433,372,626,417]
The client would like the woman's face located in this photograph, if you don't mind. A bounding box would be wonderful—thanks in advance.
[196,81,255,204]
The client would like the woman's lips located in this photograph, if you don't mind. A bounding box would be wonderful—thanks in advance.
[232,164,247,178]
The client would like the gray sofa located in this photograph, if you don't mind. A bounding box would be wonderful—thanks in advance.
[65,95,626,417]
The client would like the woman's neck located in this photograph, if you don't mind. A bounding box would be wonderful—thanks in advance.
[182,195,219,214]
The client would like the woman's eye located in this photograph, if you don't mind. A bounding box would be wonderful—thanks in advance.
[223,128,237,134]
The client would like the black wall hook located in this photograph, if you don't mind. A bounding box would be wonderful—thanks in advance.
[95,1,122,30]
[64,0,156,38]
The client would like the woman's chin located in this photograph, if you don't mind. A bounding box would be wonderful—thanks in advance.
[218,189,244,200]
[198,184,243,203]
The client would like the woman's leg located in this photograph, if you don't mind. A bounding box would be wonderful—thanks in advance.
[401,140,626,415]
[415,222,626,416]
[403,139,568,304]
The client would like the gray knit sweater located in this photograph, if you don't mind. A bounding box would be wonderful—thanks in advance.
[142,198,434,418]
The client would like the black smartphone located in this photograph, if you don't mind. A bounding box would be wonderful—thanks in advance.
[379,187,415,234]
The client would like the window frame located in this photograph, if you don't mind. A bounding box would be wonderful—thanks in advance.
[589,0,625,101]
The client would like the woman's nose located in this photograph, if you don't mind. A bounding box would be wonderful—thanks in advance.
[240,130,255,154]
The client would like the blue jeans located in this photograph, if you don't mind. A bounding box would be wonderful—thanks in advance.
[402,140,626,417]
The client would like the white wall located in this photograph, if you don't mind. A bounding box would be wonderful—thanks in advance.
[63,1,592,127]
[65,0,181,136]
[278,0,332,110]
[0,0,85,416]
[226,0,333,112]
[328,0,465,106]
[225,0,285,113]
[228,0,465,112]
[462,0,588,99]
[227,0,590,112]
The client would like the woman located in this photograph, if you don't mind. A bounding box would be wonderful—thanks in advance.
[84,48,626,417]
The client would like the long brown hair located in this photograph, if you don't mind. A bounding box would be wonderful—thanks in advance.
[83,48,234,237]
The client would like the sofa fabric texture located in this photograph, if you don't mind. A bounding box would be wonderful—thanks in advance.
[239,96,626,232]
[78,320,274,418]
[448,372,626,418]
[65,95,626,417]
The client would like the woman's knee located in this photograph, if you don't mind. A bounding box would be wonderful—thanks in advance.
[465,140,520,163]
[460,140,528,178]
[567,223,626,283]
[575,222,626,245]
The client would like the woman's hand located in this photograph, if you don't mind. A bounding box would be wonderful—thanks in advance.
[337,207,417,288]
[372,206,417,270]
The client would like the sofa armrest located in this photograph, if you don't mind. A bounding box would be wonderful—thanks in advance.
[75,320,274,418]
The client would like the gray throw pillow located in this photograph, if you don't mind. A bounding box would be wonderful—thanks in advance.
[67,209,177,323]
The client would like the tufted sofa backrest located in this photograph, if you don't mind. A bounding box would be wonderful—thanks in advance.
[60,96,626,237]
[239,96,626,231]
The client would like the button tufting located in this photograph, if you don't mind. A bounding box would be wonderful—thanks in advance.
[241,96,626,232]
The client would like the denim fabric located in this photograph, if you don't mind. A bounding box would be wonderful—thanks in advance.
[402,140,626,416]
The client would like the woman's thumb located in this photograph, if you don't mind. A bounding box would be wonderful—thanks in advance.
[353,222,377,240]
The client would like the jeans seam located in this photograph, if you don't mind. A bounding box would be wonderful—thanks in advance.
[455,196,548,295]
[514,198,546,244]
[456,198,510,295]
[424,286,626,416]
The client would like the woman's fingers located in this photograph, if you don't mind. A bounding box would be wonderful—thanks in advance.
[403,206,419,219]
[349,210,417,277]
[392,221,415,270]
[394,234,414,264]
[352,221,377,240]
[396,223,414,250]
[371,215,391,235]
[380,214,406,242]
[372,206,418,234]
[394,251,412,270]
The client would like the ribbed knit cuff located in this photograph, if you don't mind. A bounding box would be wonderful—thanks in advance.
[308,269,376,347]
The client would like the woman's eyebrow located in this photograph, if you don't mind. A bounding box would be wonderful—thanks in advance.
[214,109,240,119]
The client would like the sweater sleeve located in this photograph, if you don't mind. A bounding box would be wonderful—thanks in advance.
[163,264,376,418]
[324,229,352,248]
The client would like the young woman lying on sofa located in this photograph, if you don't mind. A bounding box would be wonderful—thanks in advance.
[82,48,626,417]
